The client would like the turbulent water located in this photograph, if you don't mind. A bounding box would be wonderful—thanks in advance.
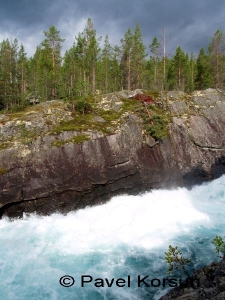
[1,176,225,300]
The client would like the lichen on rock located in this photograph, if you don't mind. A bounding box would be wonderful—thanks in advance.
[1,89,225,219]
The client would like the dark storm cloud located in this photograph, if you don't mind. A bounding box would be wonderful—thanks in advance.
[0,0,225,57]
[0,0,48,28]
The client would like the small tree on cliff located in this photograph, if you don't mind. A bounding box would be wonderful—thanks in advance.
[212,236,225,258]
[165,245,191,279]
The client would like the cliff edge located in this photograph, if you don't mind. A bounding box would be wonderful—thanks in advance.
[1,88,225,218]
[160,257,225,299]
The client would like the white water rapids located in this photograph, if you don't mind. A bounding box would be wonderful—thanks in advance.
[1,175,225,299]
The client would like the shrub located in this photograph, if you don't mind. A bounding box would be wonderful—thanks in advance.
[146,115,168,140]
[165,245,191,278]
[212,236,225,258]
[75,98,92,114]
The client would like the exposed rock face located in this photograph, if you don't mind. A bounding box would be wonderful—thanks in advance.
[160,258,225,300]
[1,89,225,218]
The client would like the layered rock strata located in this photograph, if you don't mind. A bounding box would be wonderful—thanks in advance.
[1,89,225,218]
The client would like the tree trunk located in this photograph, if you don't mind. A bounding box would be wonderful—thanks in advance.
[127,51,131,93]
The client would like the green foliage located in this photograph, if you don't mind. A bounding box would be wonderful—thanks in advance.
[121,97,169,141]
[98,35,117,93]
[0,142,11,151]
[140,106,170,141]
[52,108,120,136]
[121,98,141,112]
[172,46,189,91]
[72,135,90,143]
[75,98,92,114]
[146,115,168,140]
[1,22,225,111]
[120,24,146,91]
[19,124,39,145]
[165,245,191,278]
[195,48,212,89]
[149,37,161,89]
[212,236,225,257]
[208,29,225,88]
[51,140,65,147]
[51,134,90,147]
[145,91,160,99]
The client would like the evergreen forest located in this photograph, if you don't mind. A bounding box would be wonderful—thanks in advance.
[0,18,225,111]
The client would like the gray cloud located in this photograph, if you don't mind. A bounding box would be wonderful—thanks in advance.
[0,0,224,57]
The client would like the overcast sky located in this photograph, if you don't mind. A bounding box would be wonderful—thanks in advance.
[0,0,224,58]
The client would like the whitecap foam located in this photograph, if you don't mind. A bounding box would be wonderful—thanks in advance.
[1,175,225,300]
[0,186,210,255]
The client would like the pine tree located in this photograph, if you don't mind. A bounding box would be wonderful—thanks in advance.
[62,44,79,100]
[208,29,225,88]
[75,31,89,96]
[111,46,122,91]
[150,36,161,89]
[42,26,65,98]
[188,53,196,92]
[120,28,133,92]
[32,45,52,101]
[0,39,12,110]
[0,39,19,110]
[17,44,28,101]
[120,25,146,91]
[84,18,101,94]
[99,35,113,93]
[195,48,212,90]
[132,24,146,89]
[166,58,176,91]
[173,46,188,90]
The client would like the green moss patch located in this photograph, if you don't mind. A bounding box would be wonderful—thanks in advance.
[51,134,90,147]
[0,94,173,148]
[120,97,171,141]
[144,90,160,99]
[19,124,40,145]
[0,141,11,151]
[52,109,122,136]
[121,98,141,112]
[144,115,169,140]
[0,167,7,175]
[72,135,90,144]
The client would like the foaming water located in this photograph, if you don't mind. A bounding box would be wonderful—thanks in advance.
[1,176,225,299]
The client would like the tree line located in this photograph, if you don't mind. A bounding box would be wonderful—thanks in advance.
[0,18,225,111]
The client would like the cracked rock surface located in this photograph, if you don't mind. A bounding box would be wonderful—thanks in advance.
[160,258,225,300]
[1,89,225,218]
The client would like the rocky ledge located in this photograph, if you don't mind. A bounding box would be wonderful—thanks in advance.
[160,258,225,300]
[1,88,225,218]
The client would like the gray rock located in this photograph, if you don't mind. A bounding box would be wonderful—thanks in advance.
[97,89,142,111]
[146,135,158,147]
[160,91,187,102]
[1,89,225,219]
[169,101,188,115]
[160,258,225,300]
[0,114,9,122]
[92,116,106,123]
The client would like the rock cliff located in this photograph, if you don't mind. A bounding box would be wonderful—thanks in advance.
[1,88,225,218]
[160,257,225,299]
